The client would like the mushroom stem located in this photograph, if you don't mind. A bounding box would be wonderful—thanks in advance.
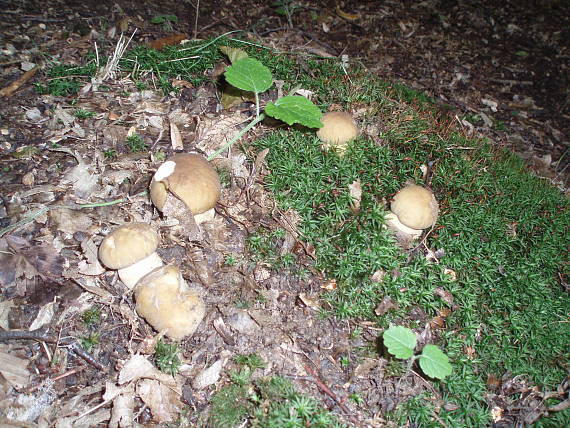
[118,252,163,289]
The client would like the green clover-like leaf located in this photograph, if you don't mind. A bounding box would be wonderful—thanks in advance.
[265,96,322,128]
[224,58,273,93]
[419,344,452,379]
[383,325,417,360]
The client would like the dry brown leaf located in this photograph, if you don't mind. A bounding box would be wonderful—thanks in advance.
[348,179,362,213]
[374,295,398,316]
[0,300,14,330]
[169,121,183,150]
[0,350,31,389]
[137,379,183,423]
[5,236,65,280]
[118,355,177,387]
[49,208,93,234]
[29,301,57,330]
[146,33,188,50]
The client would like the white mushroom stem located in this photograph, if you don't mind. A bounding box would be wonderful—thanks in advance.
[118,252,163,289]
[193,207,216,225]
[384,212,423,239]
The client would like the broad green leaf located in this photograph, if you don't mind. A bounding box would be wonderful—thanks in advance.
[219,46,249,64]
[383,326,416,360]
[265,96,323,128]
[224,58,273,93]
[419,344,452,379]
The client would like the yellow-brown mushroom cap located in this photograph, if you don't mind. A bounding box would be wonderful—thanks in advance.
[390,184,439,230]
[98,223,160,270]
[150,153,221,215]
[135,265,205,340]
[316,112,358,150]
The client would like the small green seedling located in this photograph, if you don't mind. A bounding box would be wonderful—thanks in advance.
[125,134,147,152]
[74,108,95,119]
[383,325,452,380]
[208,48,322,161]
[82,307,101,325]
[79,333,100,352]
[154,340,181,376]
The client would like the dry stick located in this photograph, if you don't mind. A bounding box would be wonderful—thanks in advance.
[303,363,360,426]
[0,328,107,371]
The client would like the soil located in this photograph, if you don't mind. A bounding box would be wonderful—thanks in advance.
[0,0,568,426]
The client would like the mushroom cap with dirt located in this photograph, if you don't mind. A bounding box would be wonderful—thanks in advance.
[98,222,163,289]
[316,111,359,154]
[134,265,205,340]
[150,153,221,224]
[385,184,439,238]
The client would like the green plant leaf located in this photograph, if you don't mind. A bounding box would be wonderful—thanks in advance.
[383,325,417,359]
[419,344,452,379]
[225,58,273,93]
[265,96,323,128]
[219,46,249,64]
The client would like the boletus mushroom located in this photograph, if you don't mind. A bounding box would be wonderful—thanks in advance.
[316,111,359,154]
[150,153,221,224]
[135,265,205,340]
[385,184,439,239]
[98,222,163,289]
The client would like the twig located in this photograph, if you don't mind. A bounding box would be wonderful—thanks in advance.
[303,363,360,426]
[0,328,107,371]
[0,65,40,97]
[193,0,200,40]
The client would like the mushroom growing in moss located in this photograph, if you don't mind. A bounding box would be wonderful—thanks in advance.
[98,223,163,289]
[316,111,359,154]
[150,153,221,224]
[385,184,439,239]
[134,265,205,340]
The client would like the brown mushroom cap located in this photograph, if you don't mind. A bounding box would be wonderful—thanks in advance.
[390,184,439,230]
[135,265,205,340]
[150,153,221,215]
[99,223,160,270]
[316,111,358,152]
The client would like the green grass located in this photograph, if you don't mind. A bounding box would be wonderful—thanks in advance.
[210,354,347,427]
[253,90,569,425]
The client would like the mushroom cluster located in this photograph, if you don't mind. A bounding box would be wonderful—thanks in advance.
[99,222,206,340]
[97,153,223,340]
[385,184,439,239]
[316,111,359,154]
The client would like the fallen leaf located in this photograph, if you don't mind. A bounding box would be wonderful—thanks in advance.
[146,33,188,50]
[169,122,183,150]
[137,379,183,423]
[298,293,321,310]
[348,179,362,213]
[29,301,57,330]
[0,350,31,388]
[375,295,398,316]
[5,236,65,280]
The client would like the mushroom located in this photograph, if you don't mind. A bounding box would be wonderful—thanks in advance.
[98,223,163,289]
[316,111,359,154]
[385,184,439,239]
[134,265,205,340]
[150,153,221,224]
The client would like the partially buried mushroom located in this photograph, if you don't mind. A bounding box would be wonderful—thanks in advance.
[385,184,439,240]
[135,265,205,340]
[98,223,163,289]
[150,153,221,224]
[316,111,359,154]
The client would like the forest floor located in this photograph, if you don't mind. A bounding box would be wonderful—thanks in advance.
[0,1,568,427]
